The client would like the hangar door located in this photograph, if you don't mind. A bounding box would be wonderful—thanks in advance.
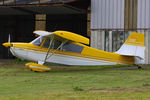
[0,0,89,59]
[46,14,87,37]
[0,15,35,59]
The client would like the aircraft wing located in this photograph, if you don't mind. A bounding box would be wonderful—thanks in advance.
[33,30,89,45]
[33,30,53,36]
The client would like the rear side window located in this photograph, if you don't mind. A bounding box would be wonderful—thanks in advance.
[42,39,61,49]
[62,43,83,53]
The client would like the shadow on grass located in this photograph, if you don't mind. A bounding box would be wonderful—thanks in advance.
[1,58,142,74]
[48,64,134,73]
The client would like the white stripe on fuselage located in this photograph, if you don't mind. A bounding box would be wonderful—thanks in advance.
[10,47,124,65]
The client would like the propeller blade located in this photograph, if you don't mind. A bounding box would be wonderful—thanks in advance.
[8,34,10,43]
[8,34,11,57]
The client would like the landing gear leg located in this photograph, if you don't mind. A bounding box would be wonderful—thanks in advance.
[137,65,142,69]
[133,64,142,69]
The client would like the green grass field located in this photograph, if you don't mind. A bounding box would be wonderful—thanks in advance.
[0,61,150,100]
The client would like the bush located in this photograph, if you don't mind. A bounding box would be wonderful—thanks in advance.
[73,86,84,91]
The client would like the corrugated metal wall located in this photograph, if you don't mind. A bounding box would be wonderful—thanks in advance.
[91,0,150,30]
[91,0,150,63]
[137,0,150,29]
[91,30,105,50]
[91,0,124,29]
[91,0,127,52]
[91,0,150,52]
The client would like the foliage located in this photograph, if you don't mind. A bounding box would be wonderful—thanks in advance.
[73,86,84,91]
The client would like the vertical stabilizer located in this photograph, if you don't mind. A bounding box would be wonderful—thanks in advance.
[116,32,145,62]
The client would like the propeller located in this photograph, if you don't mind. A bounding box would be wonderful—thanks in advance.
[7,34,11,57]
[8,34,10,43]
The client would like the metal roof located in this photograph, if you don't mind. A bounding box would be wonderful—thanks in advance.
[0,0,90,15]
[0,0,73,6]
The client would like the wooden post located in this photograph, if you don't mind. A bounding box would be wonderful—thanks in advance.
[35,14,46,31]
[124,0,138,30]
[87,6,91,37]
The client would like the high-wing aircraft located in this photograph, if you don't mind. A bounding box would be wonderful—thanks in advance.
[2,31,145,72]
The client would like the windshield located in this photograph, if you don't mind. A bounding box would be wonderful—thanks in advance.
[30,36,44,46]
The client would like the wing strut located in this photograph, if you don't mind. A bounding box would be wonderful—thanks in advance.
[44,35,54,63]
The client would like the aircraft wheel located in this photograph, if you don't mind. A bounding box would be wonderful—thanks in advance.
[133,64,142,69]
[34,71,38,72]
[138,66,142,69]
[136,65,142,69]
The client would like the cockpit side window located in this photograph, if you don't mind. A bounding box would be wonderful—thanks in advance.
[41,38,83,53]
[42,39,50,48]
[62,43,83,53]
[31,36,44,46]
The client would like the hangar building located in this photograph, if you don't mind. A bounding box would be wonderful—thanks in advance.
[91,0,150,64]
[1,0,150,64]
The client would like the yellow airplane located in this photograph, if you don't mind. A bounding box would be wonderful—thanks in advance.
[2,31,145,72]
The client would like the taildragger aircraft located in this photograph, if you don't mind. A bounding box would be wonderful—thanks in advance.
[2,31,145,72]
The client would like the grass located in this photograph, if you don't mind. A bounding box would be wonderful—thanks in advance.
[0,60,150,100]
